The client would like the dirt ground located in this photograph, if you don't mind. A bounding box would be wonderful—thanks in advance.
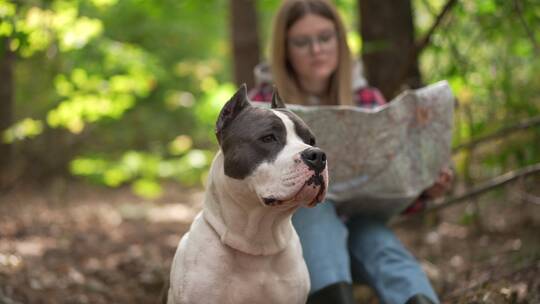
[0,179,539,304]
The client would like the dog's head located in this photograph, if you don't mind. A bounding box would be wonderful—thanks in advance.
[215,84,328,208]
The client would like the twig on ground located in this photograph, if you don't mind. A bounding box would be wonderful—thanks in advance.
[515,189,540,206]
[442,261,538,302]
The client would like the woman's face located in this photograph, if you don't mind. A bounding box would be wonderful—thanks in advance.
[287,13,339,88]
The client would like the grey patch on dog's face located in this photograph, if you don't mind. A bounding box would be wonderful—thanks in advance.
[220,107,288,179]
[276,109,316,146]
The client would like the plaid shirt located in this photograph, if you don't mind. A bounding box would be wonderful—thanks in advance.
[249,83,427,215]
[249,82,386,108]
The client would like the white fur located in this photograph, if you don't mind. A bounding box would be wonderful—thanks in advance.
[167,112,328,304]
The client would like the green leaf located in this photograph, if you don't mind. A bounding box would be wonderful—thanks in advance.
[132,178,162,199]
[2,118,44,143]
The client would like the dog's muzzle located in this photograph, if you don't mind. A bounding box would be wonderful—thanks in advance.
[262,148,328,207]
[300,147,326,173]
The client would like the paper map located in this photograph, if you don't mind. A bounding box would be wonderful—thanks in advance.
[286,81,454,219]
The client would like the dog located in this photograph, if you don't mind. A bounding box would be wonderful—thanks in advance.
[165,85,328,304]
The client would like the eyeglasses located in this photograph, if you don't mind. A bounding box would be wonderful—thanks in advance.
[288,30,337,53]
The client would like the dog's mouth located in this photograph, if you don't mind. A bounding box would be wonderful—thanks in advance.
[305,174,327,207]
[262,173,327,208]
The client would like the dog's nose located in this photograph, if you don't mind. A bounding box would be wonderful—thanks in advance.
[301,148,326,173]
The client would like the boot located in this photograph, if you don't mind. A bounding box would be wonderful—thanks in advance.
[307,282,356,304]
[405,294,436,304]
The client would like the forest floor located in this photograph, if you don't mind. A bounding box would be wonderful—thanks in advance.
[0,178,539,304]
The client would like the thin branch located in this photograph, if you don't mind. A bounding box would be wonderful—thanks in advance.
[513,0,540,56]
[452,115,540,152]
[415,0,459,54]
[392,163,540,226]
[446,29,470,72]
[395,0,459,92]
[425,163,540,214]
[419,0,437,17]
[443,17,487,76]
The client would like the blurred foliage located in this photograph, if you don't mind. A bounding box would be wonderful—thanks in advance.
[70,148,214,198]
[1,0,539,198]
[415,0,540,180]
[1,0,232,198]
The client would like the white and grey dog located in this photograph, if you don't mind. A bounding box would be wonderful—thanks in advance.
[165,85,328,304]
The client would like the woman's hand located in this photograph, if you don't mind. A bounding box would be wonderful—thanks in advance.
[423,166,454,199]
[401,166,454,215]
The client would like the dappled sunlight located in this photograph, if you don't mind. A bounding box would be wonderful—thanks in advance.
[12,238,51,257]
[437,221,469,239]
[116,199,202,224]
[146,203,201,224]
[2,118,44,143]
[0,253,22,269]
[0,181,201,303]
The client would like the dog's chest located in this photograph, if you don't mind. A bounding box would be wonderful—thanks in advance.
[223,252,309,304]
[171,215,310,304]
[226,270,308,303]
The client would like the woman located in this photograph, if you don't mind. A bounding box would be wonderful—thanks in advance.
[250,1,452,304]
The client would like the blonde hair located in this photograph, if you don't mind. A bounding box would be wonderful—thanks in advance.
[270,0,352,105]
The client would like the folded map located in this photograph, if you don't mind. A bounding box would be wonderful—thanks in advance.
[285,81,454,220]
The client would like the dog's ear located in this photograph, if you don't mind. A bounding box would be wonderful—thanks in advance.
[215,84,251,144]
[271,87,286,109]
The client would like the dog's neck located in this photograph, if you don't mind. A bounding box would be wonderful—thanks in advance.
[203,152,297,256]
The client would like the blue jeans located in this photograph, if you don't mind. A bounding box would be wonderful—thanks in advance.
[292,200,439,304]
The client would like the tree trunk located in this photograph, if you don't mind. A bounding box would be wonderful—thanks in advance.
[0,37,14,177]
[230,0,260,90]
[358,0,421,99]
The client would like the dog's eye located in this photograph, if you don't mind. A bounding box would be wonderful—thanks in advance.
[260,134,277,143]
[309,137,316,146]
